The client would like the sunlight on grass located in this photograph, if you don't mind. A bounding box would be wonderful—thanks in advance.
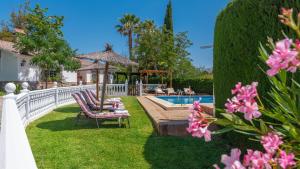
[26,97,228,169]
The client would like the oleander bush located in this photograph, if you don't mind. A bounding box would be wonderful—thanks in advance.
[213,0,300,109]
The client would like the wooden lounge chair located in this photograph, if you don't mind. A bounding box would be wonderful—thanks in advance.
[155,87,166,95]
[167,88,177,95]
[183,88,195,95]
[87,89,121,105]
[80,91,123,111]
[72,93,130,128]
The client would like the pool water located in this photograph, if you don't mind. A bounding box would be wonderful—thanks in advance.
[156,96,213,104]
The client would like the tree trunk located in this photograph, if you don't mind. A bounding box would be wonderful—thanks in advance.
[45,70,49,89]
[128,30,133,61]
[100,62,109,112]
[96,68,99,100]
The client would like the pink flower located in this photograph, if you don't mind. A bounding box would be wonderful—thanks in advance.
[278,151,296,169]
[225,82,261,121]
[266,38,300,76]
[261,132,283,154]
[221,149,245,169]
[243,149,272,169]
[187,102,211,142]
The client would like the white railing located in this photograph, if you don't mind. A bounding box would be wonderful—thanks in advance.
[0,81,130,169]
[16,83,96,126]
[1,81,129,127]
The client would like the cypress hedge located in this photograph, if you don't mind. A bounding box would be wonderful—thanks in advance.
[213,0,300,109]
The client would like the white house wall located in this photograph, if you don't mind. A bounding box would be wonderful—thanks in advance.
[0,50,18,81]
[17,57,40,82]
[62,70,77,83]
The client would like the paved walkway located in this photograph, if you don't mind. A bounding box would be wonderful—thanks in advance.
[137,96,189,136]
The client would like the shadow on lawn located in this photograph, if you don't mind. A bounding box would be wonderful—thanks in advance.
[36,117,125,131]
[143,133,228,169]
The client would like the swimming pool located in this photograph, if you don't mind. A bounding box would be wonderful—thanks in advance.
[156,95,213,104]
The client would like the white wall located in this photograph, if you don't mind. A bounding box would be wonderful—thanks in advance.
[17,56,40,82]
[0,50,18,81]
[61,70,77,83]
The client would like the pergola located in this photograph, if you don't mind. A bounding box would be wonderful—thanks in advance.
[139,70,171,86]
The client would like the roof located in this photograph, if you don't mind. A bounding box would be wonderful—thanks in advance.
[0,40,30,57]
[78,62,117,71]
[77,50,138,66]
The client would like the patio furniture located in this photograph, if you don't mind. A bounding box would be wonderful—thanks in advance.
[80,91,123,111]
[155,87,166,95]
[72,93,130,128]
[86,89,115,105]
[167,88,177,95]
[183,88,195,95]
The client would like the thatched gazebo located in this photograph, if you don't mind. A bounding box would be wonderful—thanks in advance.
[78,44,138,112]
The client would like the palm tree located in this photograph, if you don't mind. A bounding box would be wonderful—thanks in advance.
[115,14,140,61]
[137,20,155,34]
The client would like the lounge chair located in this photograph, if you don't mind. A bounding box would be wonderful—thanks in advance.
[87,90,121,104]
[183,88,195,95]
[167,88,177,95]
[72,93,130,128]
[155,87,166,95]
[80,91,124,111]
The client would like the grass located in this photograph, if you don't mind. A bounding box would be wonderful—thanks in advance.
[26,96,229,169]
[0,90,4,96]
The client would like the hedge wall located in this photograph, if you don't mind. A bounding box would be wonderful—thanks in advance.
[213,0,300,109]
[172,78,213,95]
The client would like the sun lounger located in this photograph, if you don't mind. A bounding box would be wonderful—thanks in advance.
[72,93,130,128]
[167,88,177,95]
[183,88,195,95]
[155,87,166,95]
[80,91,124,111]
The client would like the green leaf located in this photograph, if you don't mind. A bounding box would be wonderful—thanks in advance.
[259,119,268,134]
[220,113,246,125]
[212,127,234,135]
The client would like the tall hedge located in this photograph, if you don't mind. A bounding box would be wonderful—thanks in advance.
[213,0,300,109]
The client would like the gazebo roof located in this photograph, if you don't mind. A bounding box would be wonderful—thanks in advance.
[77,50,138,66]
[78,62,117,71]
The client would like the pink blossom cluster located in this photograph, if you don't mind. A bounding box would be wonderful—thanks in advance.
[186,101,211,142]
[225,82,261,121]
[214,132,296,169]
[266,38,300,76]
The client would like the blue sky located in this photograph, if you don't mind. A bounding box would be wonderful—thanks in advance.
[0,0,229,68]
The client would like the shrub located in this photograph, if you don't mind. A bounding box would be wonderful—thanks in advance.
[172,78,213,95]
[213,0,300,109]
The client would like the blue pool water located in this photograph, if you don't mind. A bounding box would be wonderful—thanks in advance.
[157,96,213,104]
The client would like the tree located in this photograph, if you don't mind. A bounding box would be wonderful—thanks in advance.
[163,0,174,36]
[15,5,80,88]
[10,0,30,30]
[115,14,140,61]
[0,0,30,42]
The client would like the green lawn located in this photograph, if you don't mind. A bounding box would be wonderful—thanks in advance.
[26,96,228,169]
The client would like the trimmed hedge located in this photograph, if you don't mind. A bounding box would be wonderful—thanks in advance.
[172,78,213,95]
[146,77,213,94]
[213,0,300,109]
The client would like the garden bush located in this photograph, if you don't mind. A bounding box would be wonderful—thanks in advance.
[172,78,213,95]
[213,0,300,109]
